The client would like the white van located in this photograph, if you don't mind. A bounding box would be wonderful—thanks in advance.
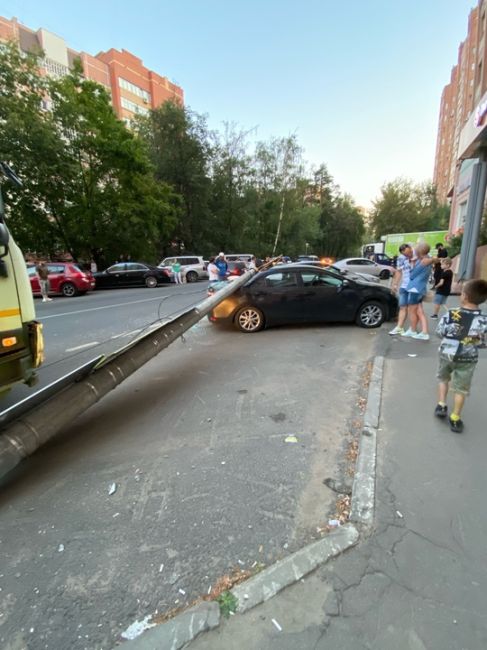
[225,254,253,263]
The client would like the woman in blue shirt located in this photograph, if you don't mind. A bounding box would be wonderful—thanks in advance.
[402,243,437,341]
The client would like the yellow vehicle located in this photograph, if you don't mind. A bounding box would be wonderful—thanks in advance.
[0,163,43,395]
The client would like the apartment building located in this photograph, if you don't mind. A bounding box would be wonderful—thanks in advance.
[0,15,183,124]
[432,2,487,237]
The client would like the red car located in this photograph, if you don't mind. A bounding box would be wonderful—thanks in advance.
[27,262,96,297]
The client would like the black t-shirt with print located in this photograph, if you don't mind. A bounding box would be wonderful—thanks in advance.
[436,269,453,295]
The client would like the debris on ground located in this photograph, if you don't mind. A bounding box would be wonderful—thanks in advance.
[121,615,156,641]
[108,482,117,496]
[284,435,298,443]
[328,519,341,528]
[57,544,65,552]
[271,618,283,632]
[407,354,417,358]
[396,510,404,518]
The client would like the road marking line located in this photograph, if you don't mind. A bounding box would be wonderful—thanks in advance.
[65,341,100,352]
[37,295,183,320]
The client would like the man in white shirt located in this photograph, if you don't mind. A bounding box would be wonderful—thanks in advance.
[207,256,219,283]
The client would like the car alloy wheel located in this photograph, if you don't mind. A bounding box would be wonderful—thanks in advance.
[379,270,390,280]
[235,306,264,333]
[357,301,384,328]
[145,276,158,288]
[61,282,77,297]
[186,271,198,282]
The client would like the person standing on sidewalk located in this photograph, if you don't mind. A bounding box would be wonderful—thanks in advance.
[36,261,52,302]
[431,257,453,319]
[434,279,487,432]
[207,256,219,284]
[401,243,437,340]
[389,243,413,335]
[215,252,228,281]
[172,260,182,284]
[433,242,448,286]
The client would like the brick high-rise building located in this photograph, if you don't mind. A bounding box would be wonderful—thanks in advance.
[433,6,479,206]
[0,15,183,124]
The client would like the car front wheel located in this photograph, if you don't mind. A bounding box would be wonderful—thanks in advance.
[379,269,390,280]
[61,282,78,297]
[234,306,264,333]
[356,301,385,328]
[186,270,198,282]
[145,276,158,288]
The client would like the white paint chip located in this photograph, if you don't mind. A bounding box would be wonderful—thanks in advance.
[271,618,282,632]
[108,483,117,496]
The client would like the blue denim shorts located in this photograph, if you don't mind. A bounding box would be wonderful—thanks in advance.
[433,293,448,305]
[399,288,409,307]
[407,291,423,305]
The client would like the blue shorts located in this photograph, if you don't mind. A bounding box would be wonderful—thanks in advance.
[407,291,423,305]
[433,293,448,305]
[399,288,409,308]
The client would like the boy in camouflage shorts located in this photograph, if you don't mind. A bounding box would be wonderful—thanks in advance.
[434,279,487,433]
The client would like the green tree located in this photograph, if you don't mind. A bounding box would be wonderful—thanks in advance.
[371,178,450,240]
[137,101,212,254]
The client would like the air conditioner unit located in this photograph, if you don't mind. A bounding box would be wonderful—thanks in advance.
[143,98,148,104]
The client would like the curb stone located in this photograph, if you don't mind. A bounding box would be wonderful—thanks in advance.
[116,601,220,650]
[116,356,385,648]
[350,355,384,524]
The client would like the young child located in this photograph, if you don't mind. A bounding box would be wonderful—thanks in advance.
[431,257,453,319]
[434,279,487,433]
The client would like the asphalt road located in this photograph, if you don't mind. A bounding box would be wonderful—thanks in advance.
[1,283,208,415]
[0,311,381,649]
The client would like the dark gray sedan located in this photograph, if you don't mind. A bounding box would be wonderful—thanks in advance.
[208,264,398,332]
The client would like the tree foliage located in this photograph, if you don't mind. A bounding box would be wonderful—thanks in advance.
[0,42,177,264]
[370,178,450,240]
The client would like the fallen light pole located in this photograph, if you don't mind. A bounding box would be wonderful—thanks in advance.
[0,270,256,481]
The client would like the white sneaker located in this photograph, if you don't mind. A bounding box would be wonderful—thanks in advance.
[401,329,415,337]
[42,298,47,302]
[389,326,404,336]
[412,332,430,341]
[47,298,53,302]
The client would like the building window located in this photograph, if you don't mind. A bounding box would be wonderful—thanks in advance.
[118,77,151,103]
[121,97,149,116]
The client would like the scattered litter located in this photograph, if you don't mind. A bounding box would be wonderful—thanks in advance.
[175,599,180,605]
[178,588,186,596]
[271,618,282,632]
[237,559,245,566]
[283,543,289,549]
[159,563,164,573]
[453,619,457,624]
[113,512,120,518]
[328,519,341,527]
[258,545,263,553]
[57,544,64,553]
[29,628,34,634]
[251,561,258,568]
[207,418,212,422]
[108,483,117,496]
[284,435,298,443]
[396,510,404,519]
[248,525,252,529]
[407,354,417,358]
[221,461,226,465]
[244,594,249,600]
[208,585,212,595]
[229,611,235,616]
[121,616,156,641]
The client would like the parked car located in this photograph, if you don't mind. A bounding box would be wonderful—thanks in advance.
[296,254,319,262]
[27,262,95,297]
[333,257,393,280]
[158,256,208,282]
[225,254,253,263]
[208,264,398,332]
[93,262,170,289]
[294,260,380,284]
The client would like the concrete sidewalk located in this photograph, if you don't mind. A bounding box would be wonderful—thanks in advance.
[189,326,487,649]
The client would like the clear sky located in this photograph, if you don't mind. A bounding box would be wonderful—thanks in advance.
[0,0,476,206]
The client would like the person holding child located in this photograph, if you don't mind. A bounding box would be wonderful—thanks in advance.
[434,279,487,433]
[401,243,437,340]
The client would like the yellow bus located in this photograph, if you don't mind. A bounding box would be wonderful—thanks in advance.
[0,163,43,395]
